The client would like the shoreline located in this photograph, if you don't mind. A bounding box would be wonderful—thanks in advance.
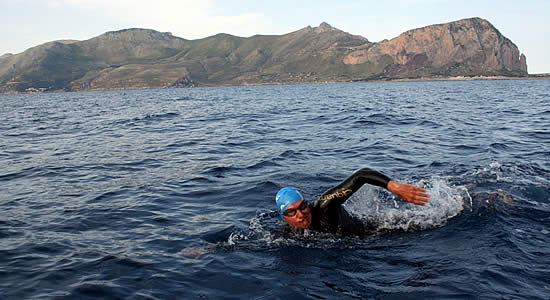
[1,75,549,95]
[375,75,550,83]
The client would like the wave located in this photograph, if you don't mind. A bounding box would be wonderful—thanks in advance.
[203,160,282,178]
[111,112,180,127]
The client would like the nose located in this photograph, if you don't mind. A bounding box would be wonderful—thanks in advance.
[295,209,304,218]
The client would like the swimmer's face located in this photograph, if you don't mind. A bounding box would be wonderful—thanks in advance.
[283,200,312,229]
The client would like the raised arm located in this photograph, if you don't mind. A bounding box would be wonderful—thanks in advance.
[318,168,390,208]
[318,168,430,208]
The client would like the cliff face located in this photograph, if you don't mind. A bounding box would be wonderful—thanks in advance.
[344,18,527,77]
[0,18,528,93]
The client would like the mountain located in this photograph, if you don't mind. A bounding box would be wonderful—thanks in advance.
[344,18,527,78]
[0,18,527,93]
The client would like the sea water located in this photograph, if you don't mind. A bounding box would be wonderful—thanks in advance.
[1,80,549,299]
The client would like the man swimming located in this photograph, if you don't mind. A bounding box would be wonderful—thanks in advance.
[182,167,426,257]
[276,168,430,235]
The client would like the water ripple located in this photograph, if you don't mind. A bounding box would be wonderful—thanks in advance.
[1,80,549,299]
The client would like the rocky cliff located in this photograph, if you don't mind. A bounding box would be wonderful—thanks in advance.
[0,18,527,93]
[344,18,527,78]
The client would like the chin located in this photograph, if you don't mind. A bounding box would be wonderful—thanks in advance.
[295,223,308,229]
[296,219,311,229]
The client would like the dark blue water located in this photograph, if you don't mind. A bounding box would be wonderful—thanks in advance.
[1,80,549,299]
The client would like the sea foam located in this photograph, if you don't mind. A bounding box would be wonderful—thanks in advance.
[345,177,471,231]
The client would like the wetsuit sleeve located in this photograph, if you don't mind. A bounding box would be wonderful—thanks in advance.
[317,168,391,209]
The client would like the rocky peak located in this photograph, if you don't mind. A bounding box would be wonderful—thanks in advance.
[75,28,187,65]
[344,17,527,76]
[88,28,185,45]
[314,22,340,34]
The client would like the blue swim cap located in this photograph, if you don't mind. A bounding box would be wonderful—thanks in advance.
[276,187,303,219]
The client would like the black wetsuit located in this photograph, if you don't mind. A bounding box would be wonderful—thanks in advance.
[307,168,391,236]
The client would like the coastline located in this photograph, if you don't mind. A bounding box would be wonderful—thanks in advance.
[1,75,549,95]
[366,74,550,83]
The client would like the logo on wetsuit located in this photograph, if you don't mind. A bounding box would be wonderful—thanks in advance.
[319,189,353,201]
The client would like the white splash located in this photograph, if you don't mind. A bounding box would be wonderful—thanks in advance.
[345,177,470,232]
[227,211,287,247]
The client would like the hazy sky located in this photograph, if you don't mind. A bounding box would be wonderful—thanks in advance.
[2,0,549,73]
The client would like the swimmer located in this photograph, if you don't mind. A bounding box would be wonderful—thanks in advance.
[182,167,429,257]
[276,168,430,235]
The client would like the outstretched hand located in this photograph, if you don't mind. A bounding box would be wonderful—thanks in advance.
[387,180,430,206]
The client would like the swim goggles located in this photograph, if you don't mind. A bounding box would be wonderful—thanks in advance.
[283,201,308,217]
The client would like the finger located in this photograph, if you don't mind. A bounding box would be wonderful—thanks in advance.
[415,193,430,199]
[413,194,430,200]
[409,195,430,205]
[416,196,430,203]
[412,188,429,194]
[413,191,430,198]
[406,191,429,199]
[410,200,426,206]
